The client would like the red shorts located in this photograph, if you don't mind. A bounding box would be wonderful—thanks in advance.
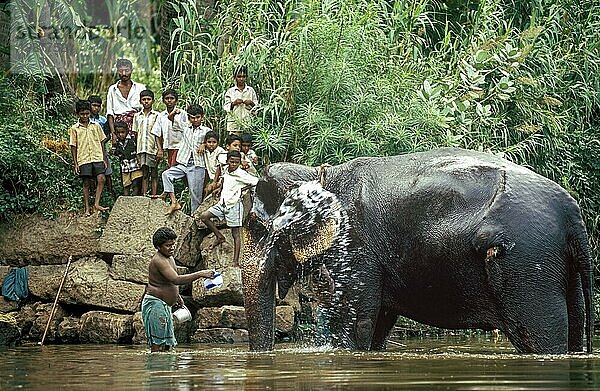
[167,149,178,167]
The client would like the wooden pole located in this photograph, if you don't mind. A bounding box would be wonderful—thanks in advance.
[40,255,72,346]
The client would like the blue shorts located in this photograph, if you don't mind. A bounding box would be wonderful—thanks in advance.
[208,200,243,227]
[141,294,176,348]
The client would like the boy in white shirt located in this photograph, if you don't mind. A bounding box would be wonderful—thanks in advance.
[153,89,187,167]
[133,89,160,196]
[202,130,225,194]
[200,150,259,266]
[153,104,210,215]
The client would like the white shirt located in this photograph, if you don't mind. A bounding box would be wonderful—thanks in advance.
[106,80,146,116]
[220,167,259,208]
[223,84,258,133]
[173,117,209,167]
[204,146,226,180]
[151,109,187,150]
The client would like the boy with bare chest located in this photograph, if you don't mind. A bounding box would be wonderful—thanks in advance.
[142,227,215,352]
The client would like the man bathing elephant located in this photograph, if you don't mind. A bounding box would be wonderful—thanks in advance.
[240,148,594,354]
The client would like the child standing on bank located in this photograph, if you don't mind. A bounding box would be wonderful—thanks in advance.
[88,95,114,197]
[200,150,259,266]
[153,89,187,167]
[133,89,160,196]
[111,122,143,195]
[202,130,225,185]
[154,104,210,215]
[240,132,258,175]
[69,100,109,216]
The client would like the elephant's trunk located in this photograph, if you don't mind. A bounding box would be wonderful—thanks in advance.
[241,227,276,351]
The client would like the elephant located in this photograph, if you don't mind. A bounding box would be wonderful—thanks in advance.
[240,147,594,354]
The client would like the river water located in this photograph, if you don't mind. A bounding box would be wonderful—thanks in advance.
[1,336,599,390]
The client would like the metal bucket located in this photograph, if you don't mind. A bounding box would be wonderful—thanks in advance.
[173,305,192,323]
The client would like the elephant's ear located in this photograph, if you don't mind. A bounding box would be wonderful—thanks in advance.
[290,218,338,263]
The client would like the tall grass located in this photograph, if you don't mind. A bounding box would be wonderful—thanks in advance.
[166,0,599,264]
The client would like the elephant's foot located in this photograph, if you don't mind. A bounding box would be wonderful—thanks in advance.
[355,318,374,350]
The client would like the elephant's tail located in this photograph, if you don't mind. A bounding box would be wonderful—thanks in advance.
[570,214,594,353]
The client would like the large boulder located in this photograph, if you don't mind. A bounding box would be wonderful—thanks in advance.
[109,254,149,284]
[58,317,80,343]
[28,257,145,313]
[132,311,145,345]
[190,328,248,344]
[15,303,38,338]
[0,297,19,313]
[275,306,295,333]
[28,303,68,343]
[200,230,235,270]
[0,313,21,346]
[0,213,103,265]
[98,196,199,267]
[192,267,243,306]
[0,266,9,280]
[79,311,133,344]
[197,306,246,329]
[109,254,189,285]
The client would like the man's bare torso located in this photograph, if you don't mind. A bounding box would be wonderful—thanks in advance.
[146,252,179,306]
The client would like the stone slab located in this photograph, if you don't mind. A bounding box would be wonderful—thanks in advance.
[0,213,103,264]
[28,258,145,313]
[79,311,134,344]
[192,267,244,306]
[98,196,199,267]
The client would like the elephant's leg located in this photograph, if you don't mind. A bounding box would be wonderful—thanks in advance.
[486,252,568,353]
[567,272,584,352]
[350,267,382,350]
[370,307,399,351]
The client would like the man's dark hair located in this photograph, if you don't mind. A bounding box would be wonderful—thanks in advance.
[88,95,102,104]
[162,88,178,100]
[204,130,219,143]
[227,150,242,160]
[153,227,177,248]
[240,133,253,144]
[187,104,204,116]
[75,100,91,113]
[225,134,241,146]
[114,121,128,132]
[140,89,154,99]
[234,65,248,78]
[116,58,133,69]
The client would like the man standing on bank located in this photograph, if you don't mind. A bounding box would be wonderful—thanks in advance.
[223,65,258,135]
[106,58,146,144]
[142,227,215,352]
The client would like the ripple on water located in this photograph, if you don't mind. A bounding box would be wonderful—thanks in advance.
[1,338,600,390]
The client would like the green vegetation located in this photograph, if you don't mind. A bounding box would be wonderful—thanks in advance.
[0,0,598,276]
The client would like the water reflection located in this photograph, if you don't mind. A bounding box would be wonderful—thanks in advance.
[0,337,598,390]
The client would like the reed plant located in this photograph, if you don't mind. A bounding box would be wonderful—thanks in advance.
[167,0,599,264]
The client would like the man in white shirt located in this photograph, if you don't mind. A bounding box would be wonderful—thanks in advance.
[200,150,259,266]
[223,65,258,135]
[106,58,146,144]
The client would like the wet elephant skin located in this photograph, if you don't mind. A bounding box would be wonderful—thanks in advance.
[241,147,594,354]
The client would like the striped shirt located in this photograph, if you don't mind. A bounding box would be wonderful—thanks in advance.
[133,110,160,155]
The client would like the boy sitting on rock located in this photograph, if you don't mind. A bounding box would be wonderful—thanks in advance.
[200,150,259,266]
